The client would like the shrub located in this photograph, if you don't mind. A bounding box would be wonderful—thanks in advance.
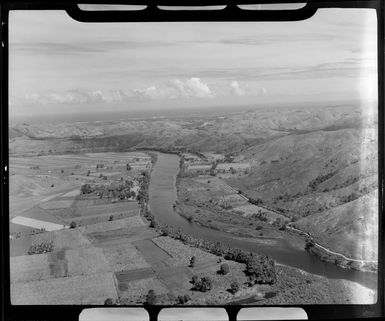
[69,221,77,229]
[220,263,230,275]
[161,225,170,236]
[191,275,198,284]
[189,256,196,267]
[177,294,191,304]
[230,281,239,294]
[183,294,191,303]
[104,298,114,305]
[81,184,93,194]
[255,225,263,230]
[145,289,157,305]
[194,276,213,292]
[304,238,315,250]
[109,215,114,221]
[149,219,158,228]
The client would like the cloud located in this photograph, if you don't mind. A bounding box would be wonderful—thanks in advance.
[168,78,214,98]
[230,81,246,96]
[17,78,272,107]
[260,87,268,96]
[185,77,213,98]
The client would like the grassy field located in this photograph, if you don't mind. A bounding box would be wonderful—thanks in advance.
[11,272,119,305]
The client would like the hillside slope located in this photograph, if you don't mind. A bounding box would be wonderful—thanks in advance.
[295,190,378,261]
[227,127,377,218]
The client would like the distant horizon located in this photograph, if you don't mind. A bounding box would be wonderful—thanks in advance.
[9,97,370,125]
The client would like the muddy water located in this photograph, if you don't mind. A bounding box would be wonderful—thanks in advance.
[148,152,377,290]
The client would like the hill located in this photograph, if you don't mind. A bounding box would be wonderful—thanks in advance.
[295,190,378,261]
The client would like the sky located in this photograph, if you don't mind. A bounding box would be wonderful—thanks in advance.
[9,7,377,117]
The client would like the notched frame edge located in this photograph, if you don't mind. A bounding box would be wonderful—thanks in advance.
[0,1,384,320]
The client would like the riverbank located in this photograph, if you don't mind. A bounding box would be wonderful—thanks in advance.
[305,240,377,273]
[175,159,378,274]
[284,224,378,273]
[174,168,306,249]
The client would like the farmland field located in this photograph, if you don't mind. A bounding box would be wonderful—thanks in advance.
[10,151,256,305]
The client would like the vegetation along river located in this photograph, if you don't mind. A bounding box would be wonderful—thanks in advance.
[148,152,377,290]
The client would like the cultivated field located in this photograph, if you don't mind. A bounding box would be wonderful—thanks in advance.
[10,151,257,305]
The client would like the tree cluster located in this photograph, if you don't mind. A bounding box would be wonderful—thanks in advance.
[28,241,54,255]
[177,294,191,304]
[192,276,213,292]
[245,254,277,285]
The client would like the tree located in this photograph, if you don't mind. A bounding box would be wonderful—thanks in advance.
[230,281,239,294]
[304,238,315,250]
[109,215,114,221]
[191,275,198,284]
[69,221,77,229]
[145,289,157,305]
[245,255,276,285]
[183,294,191,303]
[149,218,158,228]
[220,263,230,275]
[104,298,114,305]
[178,294,191,304]
[81,184,93,194]
[194,276,213,292]
[189,256,196,267]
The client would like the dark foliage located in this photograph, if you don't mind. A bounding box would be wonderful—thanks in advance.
[220,263,230,275]
[104,298,114,305]
[230,281,239,294]
[145,289,157,305]
[245,254,277,285]
[81,184,93,194]
[193,276,213,292]
[189,256,196,267]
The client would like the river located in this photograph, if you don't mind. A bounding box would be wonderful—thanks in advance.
[148,152,377,290]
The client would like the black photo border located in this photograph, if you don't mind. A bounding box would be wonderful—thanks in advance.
[1,1,384,320]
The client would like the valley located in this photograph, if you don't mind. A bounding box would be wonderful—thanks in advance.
[9,102,378,304]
